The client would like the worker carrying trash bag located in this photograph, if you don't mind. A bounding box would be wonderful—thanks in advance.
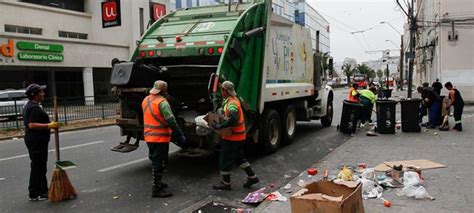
[445,82,464,131]
[358,87,377,127]
[211,81,259,191]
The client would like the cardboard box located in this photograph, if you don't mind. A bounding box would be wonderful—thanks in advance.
[206,112,232,136]
[290,180,364,213]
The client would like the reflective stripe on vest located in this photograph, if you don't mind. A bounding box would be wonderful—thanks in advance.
[222,96,246,141]
[141,95,172,143]
[348,87,359,102]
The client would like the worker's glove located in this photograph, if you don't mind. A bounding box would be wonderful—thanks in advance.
[211,121,221,129]
[176,135,186,147]
[47,122,60,129]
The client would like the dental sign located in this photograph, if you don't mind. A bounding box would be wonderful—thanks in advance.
[102,0,121,28]
[0,39,64,63]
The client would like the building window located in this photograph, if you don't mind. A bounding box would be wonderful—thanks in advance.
[4,24,43,35]
[139,8,144,36]
[58,31,88,40]
[21,0,85,12]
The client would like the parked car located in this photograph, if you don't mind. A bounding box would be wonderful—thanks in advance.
[0,90,28,120]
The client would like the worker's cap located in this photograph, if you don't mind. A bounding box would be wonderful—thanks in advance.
[150,80,167,95]
[221,81,237,96]
[25,83,47,96]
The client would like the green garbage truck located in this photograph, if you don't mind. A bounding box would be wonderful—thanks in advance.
[110,0,333,156]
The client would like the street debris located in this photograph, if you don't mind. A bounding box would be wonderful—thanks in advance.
[112,196,119,200]
[397,171,435,200]
[284,174,291,179]
[283,184,291,190]
[366,131,378,136]
[307,168,317,176]
[337,166,353,181]
[297,180,306,187]
[374,159,447,172]
[381,197,392,207]
[242,188,266,204]
[0,178,5,181]
[267,191,287,202]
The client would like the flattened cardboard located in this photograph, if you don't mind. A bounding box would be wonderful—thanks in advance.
[374,159,447,172]
[290,180,364,213]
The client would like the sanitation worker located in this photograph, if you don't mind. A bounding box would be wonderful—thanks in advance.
[417,86,441,129]
[23,84,59,201]
[211,81,259,190]
[347,83,360,103]
[445,82,464,131]
[358,87,377,126]
[142,80,186,198]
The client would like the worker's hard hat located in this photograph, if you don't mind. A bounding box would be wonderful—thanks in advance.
[221,81,237,96]
[150,80,167,95]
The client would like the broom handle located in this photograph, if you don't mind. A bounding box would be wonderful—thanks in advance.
[53,97,60,162]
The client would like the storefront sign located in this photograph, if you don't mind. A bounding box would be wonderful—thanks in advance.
[0,39,14,57]
[102,0,121,28]
[17,52,64,62]
[17,41,64,53]
[150,3,166,22]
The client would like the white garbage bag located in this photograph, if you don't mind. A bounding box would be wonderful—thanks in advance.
[195,115,212,136]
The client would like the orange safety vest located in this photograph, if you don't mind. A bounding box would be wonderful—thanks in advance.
[141,95,172,143]
[348,87,359,103]
[222,96,246,142]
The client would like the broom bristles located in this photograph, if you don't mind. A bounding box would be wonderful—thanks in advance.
[48,168,77,202]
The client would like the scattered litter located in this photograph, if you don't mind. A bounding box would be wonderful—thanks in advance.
[242,188,266,204]
[381,198,392,207]
[283,184,291,190]
[112,196,119,200]
[0,178,5,181]
[307,168,317,176]
[360,168,375,181]
[456,176,460,180]
[128,194,132,197]
[284,175,291,179]
[12,137,19,140]
[164,203,168,206]
[374,159,447,172]
[70,204,77,208]
[366,131,378,136]
[398,171,435,200]
[323,169,329,180]
[266,191,287,202]
[337,166,353,181]
[268,183,275,188]
[297,180,306,187]
[434,132,438,136]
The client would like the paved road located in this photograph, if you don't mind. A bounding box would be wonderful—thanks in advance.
[0,88,349,213]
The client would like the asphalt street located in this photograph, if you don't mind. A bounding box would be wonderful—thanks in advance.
[0,88,349,213]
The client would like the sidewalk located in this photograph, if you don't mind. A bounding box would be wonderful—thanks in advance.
[256,104,474,212]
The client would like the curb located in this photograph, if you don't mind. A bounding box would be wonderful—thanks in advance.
[0,122,116,141]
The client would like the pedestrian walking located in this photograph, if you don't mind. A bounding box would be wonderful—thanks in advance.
[23,84,59,201]
[417,86,441,129]
[211,81,259,190]
[445,82,464,131]
[432,78,443,96]
[141,80,186,198]
[358,87,377,126]
[347,83,360,103]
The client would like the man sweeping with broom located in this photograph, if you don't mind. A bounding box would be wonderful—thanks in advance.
[23,84,59,201]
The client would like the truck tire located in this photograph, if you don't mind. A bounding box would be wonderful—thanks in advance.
[320,96,333,127]
[281,105,296,144]
[259,109,281,154]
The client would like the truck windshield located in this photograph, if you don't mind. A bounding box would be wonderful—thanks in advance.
[354,76,365,81]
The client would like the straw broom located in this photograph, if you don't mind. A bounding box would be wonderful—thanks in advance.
[48,97,77,202]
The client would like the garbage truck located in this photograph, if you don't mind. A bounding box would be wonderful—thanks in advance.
[109,0,333,156]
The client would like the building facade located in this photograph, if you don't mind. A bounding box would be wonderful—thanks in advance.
[0,0,171,100]
[293,0,330,53]
[415,0,474,102]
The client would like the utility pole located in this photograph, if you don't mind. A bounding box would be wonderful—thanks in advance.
[396,0,416,98]
[399,34,404,91]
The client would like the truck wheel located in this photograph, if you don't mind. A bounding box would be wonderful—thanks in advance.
[321,96,333,127]
[281,105,296,144]
[259,109,281,154]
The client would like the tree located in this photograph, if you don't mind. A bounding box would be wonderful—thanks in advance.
[368,69,376,82]
[342,64,354,86]
[376,69,383,79]
[355,64,371,76]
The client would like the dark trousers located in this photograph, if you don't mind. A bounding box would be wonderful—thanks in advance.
[147,142,169,176]
[454,104,464,128]
[25,140,49,198]
[359,97,373,124]
[428,100,441,128]
[419,104,427,123]
[219,139,249,174]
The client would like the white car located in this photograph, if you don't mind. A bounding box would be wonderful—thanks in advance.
[0,90,28,120]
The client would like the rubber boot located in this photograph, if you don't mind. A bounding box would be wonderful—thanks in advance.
[213,174,231,190]
[242,166,259,188]
[453,123,463,132]
[151,168,172,198]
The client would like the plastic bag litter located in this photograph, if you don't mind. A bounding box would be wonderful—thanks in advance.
[195,115,212,136]
[398,171,434,200]
[360,168,376,181]
[360,178,383,199]
[266,191,287,202]
[242,188,266,204]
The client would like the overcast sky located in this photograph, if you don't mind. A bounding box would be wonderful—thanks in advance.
[307,0,407,63]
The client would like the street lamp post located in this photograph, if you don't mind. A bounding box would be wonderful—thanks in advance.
[381,21,404,91]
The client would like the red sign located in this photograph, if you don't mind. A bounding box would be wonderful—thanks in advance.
[102,0,121,28]
[150,3,166,22]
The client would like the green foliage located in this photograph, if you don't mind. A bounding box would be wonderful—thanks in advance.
[376,69,383,79]
[355,64,371,75]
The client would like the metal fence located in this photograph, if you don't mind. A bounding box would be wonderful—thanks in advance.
[0,96,119,130]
